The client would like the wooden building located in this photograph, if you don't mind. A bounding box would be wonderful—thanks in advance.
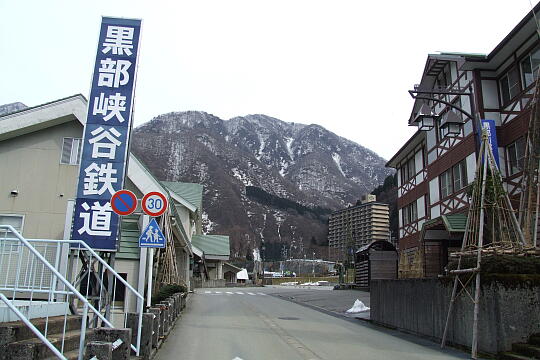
[387,4,540,277]
[355,240,397,289]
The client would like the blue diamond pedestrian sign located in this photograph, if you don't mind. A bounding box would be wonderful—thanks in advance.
[139,219,166,248]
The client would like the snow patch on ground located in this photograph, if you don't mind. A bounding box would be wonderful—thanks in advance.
[346,299,370,313]
[285,137,294,159]
[231,167,253,186]
[202,212,216,233]
[332,152,346,177]
[279,158,289,177]
[256,134,265,161]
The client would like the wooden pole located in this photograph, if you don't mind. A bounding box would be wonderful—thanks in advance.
[471,131,490,359]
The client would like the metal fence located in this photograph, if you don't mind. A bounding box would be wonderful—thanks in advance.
[0,225,144,359]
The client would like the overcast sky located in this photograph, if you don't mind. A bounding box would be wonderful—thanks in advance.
[0,1,535,159]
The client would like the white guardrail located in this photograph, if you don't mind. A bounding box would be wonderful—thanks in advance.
[0,225,144,358]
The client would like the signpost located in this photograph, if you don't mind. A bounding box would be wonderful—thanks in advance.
[141,192,168,217]
[71,17,142,251]
[138,217,166,307]
[138,218,166,248]
[111,190,138,216]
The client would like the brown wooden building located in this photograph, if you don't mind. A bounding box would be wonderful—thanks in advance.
[387,4,540,278]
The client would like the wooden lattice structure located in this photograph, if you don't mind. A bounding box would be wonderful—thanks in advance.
[441,130,526,359]
[152,207,182,296]
[519,75,540,249]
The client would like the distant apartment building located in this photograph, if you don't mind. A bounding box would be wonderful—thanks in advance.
[328,195,390,261]
[387,4,540,278]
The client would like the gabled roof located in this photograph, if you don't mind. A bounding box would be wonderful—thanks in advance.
[422,213,467,233]
[386,130,425,168]
[192,234,230,259]
[223,262,242,272]
[0,95,194,253]
[161,182,202,213]
[0,94,87,141]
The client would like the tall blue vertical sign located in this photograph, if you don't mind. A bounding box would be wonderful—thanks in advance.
[71,17,142,250]
[480,119,500,169]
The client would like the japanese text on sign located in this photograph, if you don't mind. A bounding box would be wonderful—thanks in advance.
[71,17,142,251]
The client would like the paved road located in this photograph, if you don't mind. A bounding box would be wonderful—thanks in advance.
[155,287,468,360]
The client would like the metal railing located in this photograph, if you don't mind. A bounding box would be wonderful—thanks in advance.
[0,225,144,358]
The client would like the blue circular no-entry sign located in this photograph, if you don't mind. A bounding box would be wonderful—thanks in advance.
[111,190,138,216]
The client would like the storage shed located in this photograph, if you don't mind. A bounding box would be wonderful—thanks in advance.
[355,240,397,289]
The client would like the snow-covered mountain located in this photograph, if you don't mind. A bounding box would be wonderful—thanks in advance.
[131,111,393,261]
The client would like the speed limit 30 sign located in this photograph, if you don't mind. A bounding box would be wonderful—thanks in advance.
[142,192,168,217]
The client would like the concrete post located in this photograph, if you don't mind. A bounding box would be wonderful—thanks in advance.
[90,328,131,360]
[85,341,112,360]
[125,313,153,359]
[176,294,180,316]
[156,303,169,335]
[167,296,176,320]
[148,308,161,347]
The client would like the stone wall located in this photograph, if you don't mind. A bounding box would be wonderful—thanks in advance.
[371,277,540,354]
[192,278,226,288]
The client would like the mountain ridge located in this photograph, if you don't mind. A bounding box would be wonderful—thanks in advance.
[131,111,393,260]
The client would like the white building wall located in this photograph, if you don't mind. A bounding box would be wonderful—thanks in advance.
[463,120,473,137]
[417,196,426,219]
[466,153,476,185]
[176,206,191,237]
[482,79,500,109]
[429,178,440,205]
[431,205,441,219]
[114,259,140,313]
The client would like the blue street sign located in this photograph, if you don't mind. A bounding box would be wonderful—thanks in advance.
[139,219,166,248]
[71,17,142,251]
[110,190,137,215]
[479,119,500,168]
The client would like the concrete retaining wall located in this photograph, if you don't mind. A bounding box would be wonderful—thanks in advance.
[371,278,540,354]
[192,279,226,288]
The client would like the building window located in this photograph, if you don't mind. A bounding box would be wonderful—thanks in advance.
[507,137,525,175]
[440,160,468,199]
[453,160,467,191]
[440,169,453,199]
[402,202,418,225]
[400,157,416,184]
[521,45,540,88]
[60,137,82,165]
[500,67,520,105]
[0,214,24,252]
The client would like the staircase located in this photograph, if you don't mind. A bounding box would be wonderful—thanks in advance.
[499,334,540,360]
[0,224,144,359]
[0,315,92,360]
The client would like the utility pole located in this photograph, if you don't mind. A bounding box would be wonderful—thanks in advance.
[312,251,315,275]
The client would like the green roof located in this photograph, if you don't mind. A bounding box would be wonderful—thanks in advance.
[192,235,230,257]
[118,214,141,260]
[162,182,203,212]
[422,213,467,233]
[443,213,467,232]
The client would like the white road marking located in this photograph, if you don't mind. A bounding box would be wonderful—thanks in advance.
[226,291,234,294]
[257,292,266,295]
[204,291,211,294]
[236,291,244,295]
[247,292,256,295]
[215,291,222,294]
[232,357,244,360]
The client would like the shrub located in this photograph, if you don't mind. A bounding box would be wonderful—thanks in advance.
[151,284,187,306]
